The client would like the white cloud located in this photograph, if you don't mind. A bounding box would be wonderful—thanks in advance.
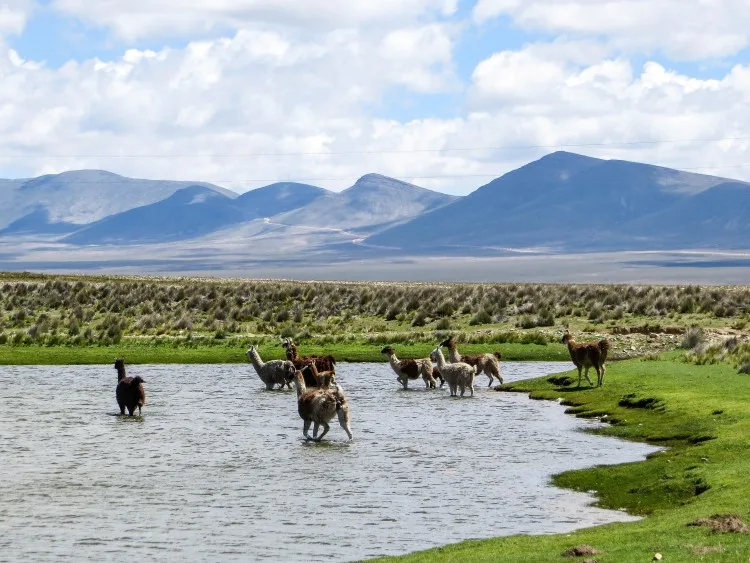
[0,0,32,37]
[0,25,462,191]
[51,0,459,40]
[2,1,750,200]
[473,0,750,60]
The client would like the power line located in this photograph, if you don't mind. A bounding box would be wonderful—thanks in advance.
[0,135,749,159]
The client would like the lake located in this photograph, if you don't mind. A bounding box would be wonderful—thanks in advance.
[0,361,658,562]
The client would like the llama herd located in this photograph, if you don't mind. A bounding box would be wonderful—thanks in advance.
[113,331,610,443]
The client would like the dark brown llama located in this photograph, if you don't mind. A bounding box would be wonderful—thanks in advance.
[561,330,610,387]
[114,358,146,416]
[281,338,336,373]
[299,363,337,389]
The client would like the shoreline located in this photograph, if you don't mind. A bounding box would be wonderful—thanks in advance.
[372,354,750,562]
[0,342,570,365]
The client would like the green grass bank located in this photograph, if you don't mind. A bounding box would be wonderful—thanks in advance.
[372,355,750,562]
[0,341,568,365]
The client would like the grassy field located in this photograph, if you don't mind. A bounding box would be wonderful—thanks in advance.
[372,354,750,562]
[0,272,749,364]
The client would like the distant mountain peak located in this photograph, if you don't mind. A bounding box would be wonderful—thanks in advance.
[345,173,427,195]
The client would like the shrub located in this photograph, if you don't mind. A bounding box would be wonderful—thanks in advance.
[681,327,706,349]
[469,310,492,326]
[435,318,452,330]
[411,312,428,327]
[174,317,193,331]
[535,308,555,327]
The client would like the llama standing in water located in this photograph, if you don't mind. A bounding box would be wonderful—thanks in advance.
[281,338,336,373]
[114,358,146,416]
[430,345,475,397]
[292,371,352,441]
[561,329,610,387]
[440,337,502,386]
[380,346,437,389]
[299,362,337,389]
[246,346,297,390]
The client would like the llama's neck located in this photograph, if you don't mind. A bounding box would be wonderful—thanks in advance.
[564,337,576,354]
[293,373,307,398]
[286,345,298,361]
[447,345,461,363]
[116,366,126,381]
[433,348,447,369]
[247,348,264,370]
[386,353,401,371]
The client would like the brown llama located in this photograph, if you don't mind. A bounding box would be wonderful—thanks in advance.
[432,366,445,388]
[281,337,336,373]
[380,345,437,389]
[561,329,610,387]
[440,337,503,386]
[292,371,352,441]
[300,363,337,389]
[114,358,146,416]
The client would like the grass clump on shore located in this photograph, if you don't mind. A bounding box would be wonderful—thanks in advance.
[372,356,750,562]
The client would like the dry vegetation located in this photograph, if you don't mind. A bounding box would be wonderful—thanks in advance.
[0,272,748,353]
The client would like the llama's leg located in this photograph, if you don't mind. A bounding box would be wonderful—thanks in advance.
[127,405,134,416]
[315,422,331,441]
[577,366,584,387]
[583,367,593,386]
[303,419,312,440]
[313,422,320,439]
[600,364,606,386]
[137,404,141,416]
[596,364,605,386]
[400,376,408,390]
[470,380,474,397]
[119,403,125,415]
[337,408,353,440]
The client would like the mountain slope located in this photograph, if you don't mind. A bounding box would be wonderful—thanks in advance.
[0,170,235,231]
[366,152,734,251]
[236,182,329,219]
[273,173,458,231]
[64,181,332,245]
[621,181,750,248]
[65,185,245,244]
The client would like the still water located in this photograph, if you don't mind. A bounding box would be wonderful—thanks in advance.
[0,361,658,562]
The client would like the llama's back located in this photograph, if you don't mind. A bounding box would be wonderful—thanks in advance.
[299,390,340,423]
[441,362,475,385]
[262,359,296,386]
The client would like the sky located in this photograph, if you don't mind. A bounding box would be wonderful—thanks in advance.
[1,0,750,195]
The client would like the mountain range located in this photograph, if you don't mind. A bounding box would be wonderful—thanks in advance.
[0,152,748,260]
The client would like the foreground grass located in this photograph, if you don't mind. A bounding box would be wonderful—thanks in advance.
[0,341,569,364]
[373,356,750,562]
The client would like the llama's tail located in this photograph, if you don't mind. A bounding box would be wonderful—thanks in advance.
[334,386,347,411]
[598,339,610,362]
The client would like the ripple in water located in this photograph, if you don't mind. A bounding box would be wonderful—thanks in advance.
[0,362,658,562]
